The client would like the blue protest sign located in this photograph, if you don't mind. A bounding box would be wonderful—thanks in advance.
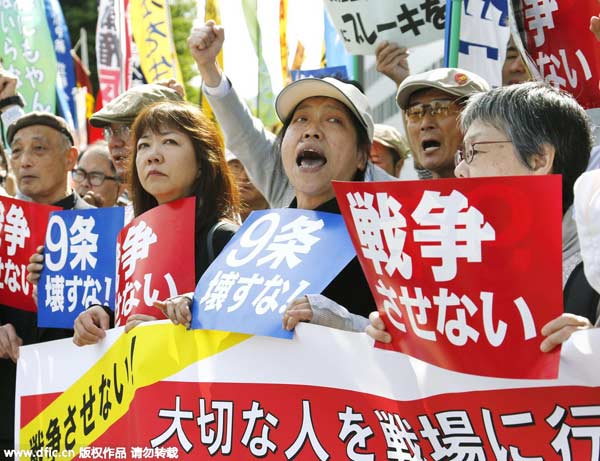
[191,209,357,339]
[38,207,124,328]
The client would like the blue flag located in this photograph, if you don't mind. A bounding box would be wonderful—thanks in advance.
[191,209,357,339]
[38,207,124,328]
[43,0,78,129]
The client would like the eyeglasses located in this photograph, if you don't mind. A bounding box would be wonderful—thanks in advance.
[103,125,131,142]
[71,168,119,186]
[455,140,513,165]
[405,100,458,122]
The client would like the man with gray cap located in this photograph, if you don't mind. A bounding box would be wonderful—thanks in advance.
[89,83,183,180]
[0,111,93,454]
[396,68,490,179]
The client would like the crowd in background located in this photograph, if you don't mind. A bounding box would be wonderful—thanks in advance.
[0,12,600,456]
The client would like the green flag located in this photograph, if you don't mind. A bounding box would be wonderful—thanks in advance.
[0,0,57,113]
[242,0,279,128]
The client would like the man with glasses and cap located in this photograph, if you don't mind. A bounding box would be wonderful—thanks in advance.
[395,67,490,179]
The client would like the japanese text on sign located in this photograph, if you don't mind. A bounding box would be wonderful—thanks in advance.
[38,208,124,328]
[0,201,31,296]
[324,0,445,54]
[334,176,563,378]
[192,209,357,339]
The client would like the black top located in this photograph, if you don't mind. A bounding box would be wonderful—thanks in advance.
[564,261,599,323]
[288,196,375,319]
[195,221,239,283]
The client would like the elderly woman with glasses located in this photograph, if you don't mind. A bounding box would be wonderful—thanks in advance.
[72,141,123,207]
[368,82,598,352]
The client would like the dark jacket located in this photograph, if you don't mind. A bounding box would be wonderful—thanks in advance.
[564,261,600,324]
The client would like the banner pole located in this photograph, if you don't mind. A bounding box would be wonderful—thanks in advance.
[443,0,453,67]
[447,0,462,67]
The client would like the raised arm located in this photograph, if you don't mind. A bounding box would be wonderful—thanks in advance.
[375,41,411,87]
[188,20,294,208]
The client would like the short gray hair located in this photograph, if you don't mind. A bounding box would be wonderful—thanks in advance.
[460,82,592,213]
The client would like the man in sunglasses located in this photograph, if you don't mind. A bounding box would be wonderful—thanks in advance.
[72,141,123,208]
[395,68,490,179]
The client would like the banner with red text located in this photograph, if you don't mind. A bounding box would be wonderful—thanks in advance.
[96,0,133,104]
[517,0,600,109]
[16,322,600,460]
[333,175,563,379]
[0,197,59,312]
[114,197,195,325]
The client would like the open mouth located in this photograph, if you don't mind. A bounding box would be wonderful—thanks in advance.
[422,140,441,153]
[296,149,327,169]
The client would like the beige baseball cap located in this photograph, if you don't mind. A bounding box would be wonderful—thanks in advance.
[373,124,410,160]
[275,77,374,142]
[396,68,490,110]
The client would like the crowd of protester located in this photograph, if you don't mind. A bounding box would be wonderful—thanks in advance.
[0,13,599,455]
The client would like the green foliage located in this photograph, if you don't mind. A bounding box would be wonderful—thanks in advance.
[169,0,200,104]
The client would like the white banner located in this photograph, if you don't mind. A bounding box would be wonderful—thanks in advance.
[14,322,600,460]
[458,0,510,87]
[323,0,445,55]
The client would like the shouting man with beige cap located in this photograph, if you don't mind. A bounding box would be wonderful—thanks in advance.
[188,20,396,210]
[396,68,490,179]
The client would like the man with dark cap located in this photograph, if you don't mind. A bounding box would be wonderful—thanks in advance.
[7,112,91,208]
[0,112,93,454]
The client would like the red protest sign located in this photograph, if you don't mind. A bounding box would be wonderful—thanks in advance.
[334,176,563,379]
[520,0,600,109]
[115,197,196,326]
[0,197,59,312]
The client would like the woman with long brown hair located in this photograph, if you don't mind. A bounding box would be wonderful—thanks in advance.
[72,100,240,344]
